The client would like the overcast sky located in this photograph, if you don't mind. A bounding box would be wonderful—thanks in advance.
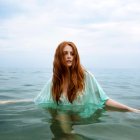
[0,0,140,69]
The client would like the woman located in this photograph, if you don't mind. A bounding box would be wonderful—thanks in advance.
[34,41,140,116]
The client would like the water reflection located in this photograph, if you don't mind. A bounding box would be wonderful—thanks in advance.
[44,108,104,140]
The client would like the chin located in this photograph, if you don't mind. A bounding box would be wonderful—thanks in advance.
[67,64,72,67]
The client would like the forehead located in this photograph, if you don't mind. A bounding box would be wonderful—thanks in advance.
[63,45,73,52]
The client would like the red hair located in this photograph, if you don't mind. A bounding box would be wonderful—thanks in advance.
[52,41,85,104]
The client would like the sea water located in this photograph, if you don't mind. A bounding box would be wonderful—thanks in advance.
[0,67,140,140]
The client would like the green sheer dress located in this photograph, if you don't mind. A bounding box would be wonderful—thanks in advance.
[34,71,109,118]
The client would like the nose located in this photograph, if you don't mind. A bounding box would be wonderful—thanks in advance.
[67,52,71,58]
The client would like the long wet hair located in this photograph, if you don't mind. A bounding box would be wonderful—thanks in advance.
[52,41,85,104]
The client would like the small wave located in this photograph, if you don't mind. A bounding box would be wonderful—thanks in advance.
[23,84,34,87]
[0,78,9,80]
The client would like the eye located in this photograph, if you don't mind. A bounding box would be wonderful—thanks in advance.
[70,52,74,56]
[63,51,68,55]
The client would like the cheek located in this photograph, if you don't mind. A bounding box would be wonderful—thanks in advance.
[62,56,66,62]
[72,57,74,60]
[63,55,67,59]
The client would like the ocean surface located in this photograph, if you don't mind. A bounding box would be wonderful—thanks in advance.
[0,67,140,140]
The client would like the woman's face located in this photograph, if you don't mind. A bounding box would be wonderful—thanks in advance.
[63,45,74,67]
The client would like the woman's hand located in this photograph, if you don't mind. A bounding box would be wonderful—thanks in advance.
[129,108,140,113]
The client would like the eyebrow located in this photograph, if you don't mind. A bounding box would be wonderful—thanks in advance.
[63,50,73,52]
[63,50,74,53]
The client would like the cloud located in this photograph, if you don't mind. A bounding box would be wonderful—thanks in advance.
[0,0,140,68]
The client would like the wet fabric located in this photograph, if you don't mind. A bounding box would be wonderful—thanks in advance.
[34,71,109,118]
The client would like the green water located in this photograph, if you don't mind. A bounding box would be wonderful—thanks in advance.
[0,68,140,140]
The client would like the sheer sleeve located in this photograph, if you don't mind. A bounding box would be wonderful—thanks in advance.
[84,71,109,107]
[34,78,53,105]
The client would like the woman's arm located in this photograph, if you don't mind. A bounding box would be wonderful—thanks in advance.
[105,99,140,113]
[0,99,33,104]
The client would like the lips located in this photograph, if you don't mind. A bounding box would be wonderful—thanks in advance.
[66,60,72,63]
